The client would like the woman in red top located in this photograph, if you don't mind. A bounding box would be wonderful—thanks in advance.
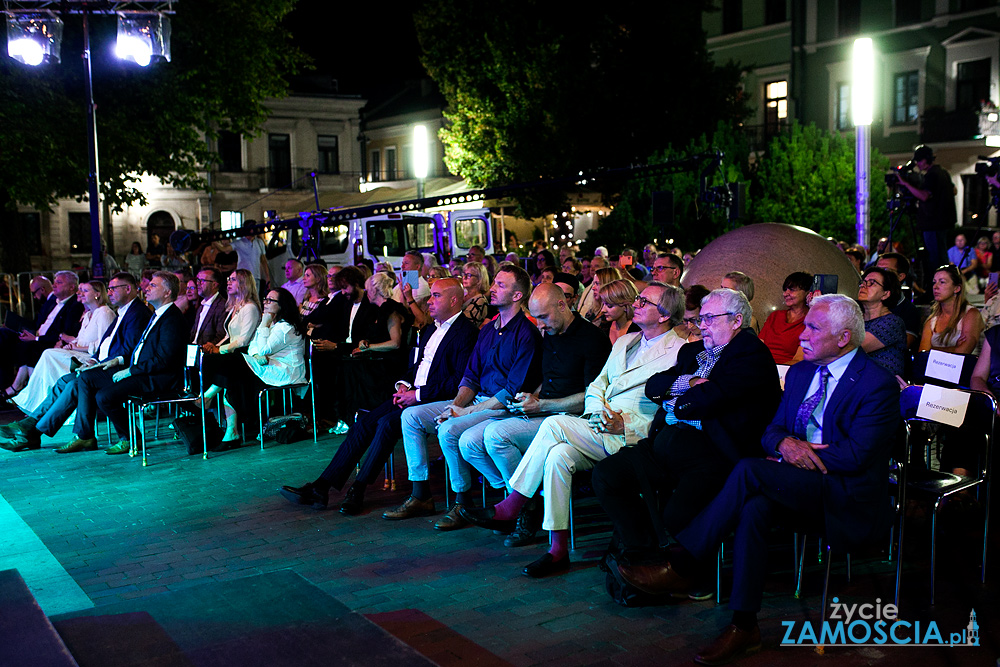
[759,271,812,365]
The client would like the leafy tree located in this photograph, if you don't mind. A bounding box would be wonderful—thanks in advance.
[0,0,306,274]
[414,0,749,217]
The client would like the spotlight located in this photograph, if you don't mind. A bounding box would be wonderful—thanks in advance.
[116,12,171,66]
[5,11,63,66]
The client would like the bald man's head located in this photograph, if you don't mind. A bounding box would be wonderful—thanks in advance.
[428,277,464,322]
[529,282,574,335]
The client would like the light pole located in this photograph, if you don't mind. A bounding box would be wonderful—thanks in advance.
[853,37,874,249]
[413,124,428,200]
[4,1,172,279]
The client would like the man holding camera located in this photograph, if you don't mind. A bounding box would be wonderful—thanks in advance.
[896,145,956,292]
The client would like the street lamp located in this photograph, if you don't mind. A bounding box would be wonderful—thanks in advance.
[413,124,428,200]
[3,1,172,279]
[853,37,874,249]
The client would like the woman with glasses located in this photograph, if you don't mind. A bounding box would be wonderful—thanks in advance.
[461,263,490,327]
[918,264,984,355]
[7,281,115,410]
[207,288,306,448]
[758,271,812,365]
[675,284,710,342]
[857,267,907,376]
[599,279,640,345]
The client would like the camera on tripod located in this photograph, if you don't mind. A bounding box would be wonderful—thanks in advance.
[885,160,918,188]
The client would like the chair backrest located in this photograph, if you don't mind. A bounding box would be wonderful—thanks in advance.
[900,383,996,482]
[183,344,201,394]
[908,351,978,389]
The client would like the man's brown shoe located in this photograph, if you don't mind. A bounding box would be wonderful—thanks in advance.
[434,504,469,531]
[694,625,761,665]
[617,560,695,596]
[382,496,436,520]
[105,439,131,455]
[55,438,98,454]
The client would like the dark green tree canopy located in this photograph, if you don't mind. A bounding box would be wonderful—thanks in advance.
[414,0,748,216]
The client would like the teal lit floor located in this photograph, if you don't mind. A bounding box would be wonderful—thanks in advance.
[0,409,997,666]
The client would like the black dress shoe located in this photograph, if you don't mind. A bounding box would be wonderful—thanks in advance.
[694,624,761,665]
[458,506,517,533]
[279,483,328,510]
[523,553,571,578]
[339,484,365,515]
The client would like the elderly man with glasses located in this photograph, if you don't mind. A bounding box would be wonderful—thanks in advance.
[461,282,686,577]
[591,288,782,569]
[650,253,684,288]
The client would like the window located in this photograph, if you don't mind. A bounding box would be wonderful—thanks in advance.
[764,80,788,136]
[221,211,243,231]
[454,218,488,249]
[218,131,242,172]
[386,147,398,181]
[406,219,434,249]
[369,150,381,182]
[765,0,786,24]
[893,71,919,125]
[957,58,991,111]
[838,0,861,37]
[894,0,921,26]
[836,82,851,130]
[317,135,339,174]
[68,212,92,254]
[268,133,291,188]
[293,222,349,257]
[19,212,41,255]
[722,0,742,34]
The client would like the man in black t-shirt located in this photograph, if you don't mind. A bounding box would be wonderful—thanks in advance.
[458,283,611,547]
[896,145,956,291]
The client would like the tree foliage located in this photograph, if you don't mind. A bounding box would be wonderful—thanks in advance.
[0,0,306,272]
[586,121,897,254]
[414,0,749,217]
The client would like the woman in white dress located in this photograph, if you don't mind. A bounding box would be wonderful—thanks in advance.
[10,281,116,413]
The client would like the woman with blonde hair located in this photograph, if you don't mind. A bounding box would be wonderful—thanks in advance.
[8,280,115,410]
[461,262,490,327]
[919,263,984,355]
[599,279,640,344]
[199,269,261,407]
[298,263,330,318]
[582,266,623,322]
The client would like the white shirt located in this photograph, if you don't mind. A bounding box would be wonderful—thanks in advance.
[282,277,307,304]
[346,301,362,344]
[37,295,73,337]
[234,237,266,280]
[802,347,858,444]
[410,311,462,400]
[99,298,135,362]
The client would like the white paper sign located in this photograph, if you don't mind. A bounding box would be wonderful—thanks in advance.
[776,364,790,391]
[925,350,964,385]
[916,384,971,428]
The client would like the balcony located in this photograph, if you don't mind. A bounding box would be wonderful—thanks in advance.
[211,168,362,193]
[920,107,979,144]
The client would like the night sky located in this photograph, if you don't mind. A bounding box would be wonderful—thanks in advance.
[284,0,426,98]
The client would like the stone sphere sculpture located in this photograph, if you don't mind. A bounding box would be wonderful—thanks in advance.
[681,223,860,326]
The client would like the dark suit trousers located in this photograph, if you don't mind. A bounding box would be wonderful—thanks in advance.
[676,458,822,612]
[76,368,116,439]
[32,373,78,436]
[592,425,734,555]
[318,398,402,490]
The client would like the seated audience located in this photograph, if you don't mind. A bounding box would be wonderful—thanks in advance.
[460,282,687,577]
[298,263,329,318]
[282,258,308,304]
[616,295,899,665]
[191,268,228,346]
[461,262,490,327]
[599,279,640,344]
[918,264,983,355]
[857,267,907,377]
[720,271,759,332]
[580,266,622,323]
[947,234,977,292]
[280,278,478,514]
[676,284,710,342]
[875,252,921,349]
[759,271,811,364]
[649,253,683,288]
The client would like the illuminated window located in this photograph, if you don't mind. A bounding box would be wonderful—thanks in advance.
[893,71,919,125]
[221,211,243,231]
[765,80,788,136]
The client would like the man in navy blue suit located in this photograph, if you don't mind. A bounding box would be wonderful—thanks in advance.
[0,272,152,452]
[280,277,479,514]
[60,272,188,455]
[617,294,900,666]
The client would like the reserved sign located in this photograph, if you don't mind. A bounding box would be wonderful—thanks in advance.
[916,384,971,428]
[925,350,964,385]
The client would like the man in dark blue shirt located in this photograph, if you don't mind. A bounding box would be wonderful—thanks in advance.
[384,265,542,530]
[459,283,611,546]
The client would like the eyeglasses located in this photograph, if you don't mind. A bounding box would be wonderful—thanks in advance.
[859,278,884,289]
[30,288,46,297]
[108,284,129,291]
[633,295,655,309]
[196,278,217,284]
[682,316,699,325]
[696,312,736,326]
[262,297,278,304]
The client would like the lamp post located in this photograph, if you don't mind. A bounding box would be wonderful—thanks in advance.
[413,124,428,200]
[4,1,172,279]
[853,37,874,249]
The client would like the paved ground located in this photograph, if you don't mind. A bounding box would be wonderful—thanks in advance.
[0,410,997,666]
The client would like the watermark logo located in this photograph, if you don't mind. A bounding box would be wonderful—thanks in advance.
[781,597,979,647]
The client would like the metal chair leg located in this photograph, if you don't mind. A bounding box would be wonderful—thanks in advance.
[795,535,807,599]
[716,542,724,604]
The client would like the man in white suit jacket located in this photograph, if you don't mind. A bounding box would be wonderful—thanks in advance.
[461,282,687,577]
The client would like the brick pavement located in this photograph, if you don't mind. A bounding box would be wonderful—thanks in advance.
[0,414,997,666]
